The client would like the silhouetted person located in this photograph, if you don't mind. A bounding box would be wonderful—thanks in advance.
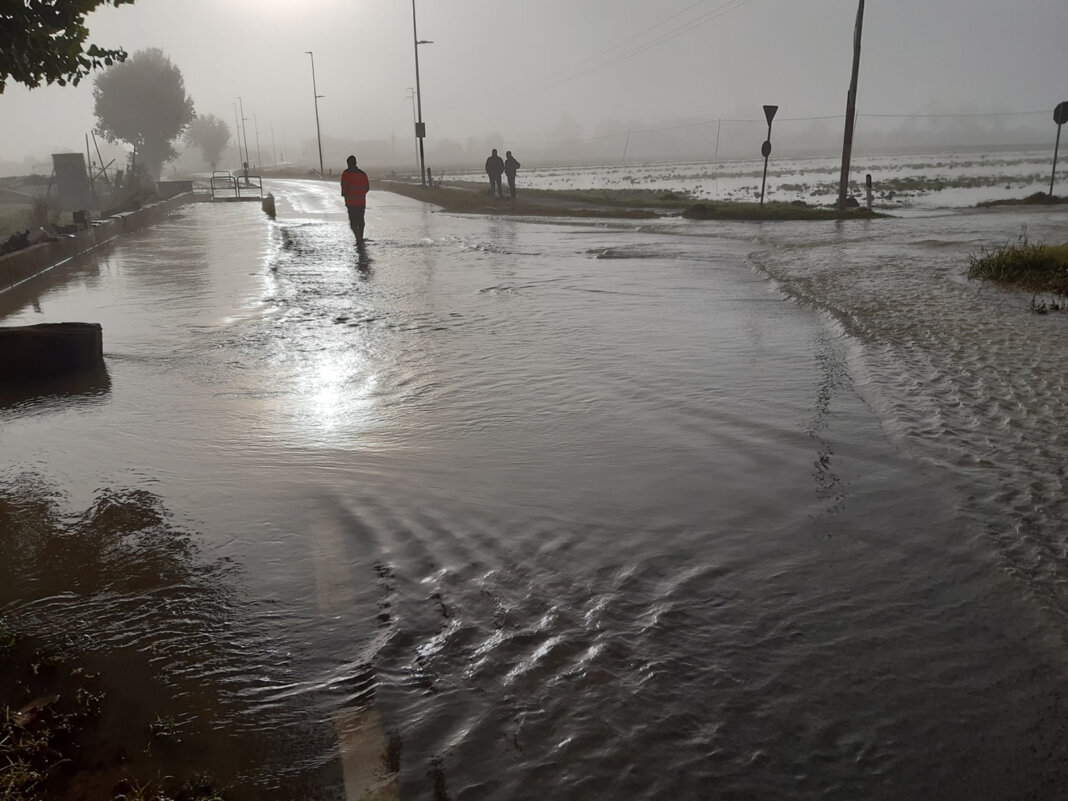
[485,149,505,199]
[341,155,369,244]
[504,151,521,199]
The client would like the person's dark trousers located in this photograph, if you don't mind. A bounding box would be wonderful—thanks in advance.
[507,175,516,199]
[489,175,503,198]
[347,205,365,242]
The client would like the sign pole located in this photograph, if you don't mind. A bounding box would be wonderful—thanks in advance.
[759,105,778,207]
[1051,102,1068,198]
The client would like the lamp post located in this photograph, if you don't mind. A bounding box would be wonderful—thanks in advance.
[305,51,325,176]
[412,0,432,186]
[406,88,420,174]
[232,103,242,167]
[253,114,263,169]
[236,96,251,168]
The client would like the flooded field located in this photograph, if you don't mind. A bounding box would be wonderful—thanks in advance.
[1,182,1067,799]
[453,149,1059,209]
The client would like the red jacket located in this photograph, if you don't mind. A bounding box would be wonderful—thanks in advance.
[341,168,369,207]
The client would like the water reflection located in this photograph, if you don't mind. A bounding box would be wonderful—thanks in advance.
[0,364,111,408]
[296,348,379,441]
[0,474,336,800]
[3,183,1068,799]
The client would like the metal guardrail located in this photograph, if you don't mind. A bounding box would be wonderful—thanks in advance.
[209,171,263,200]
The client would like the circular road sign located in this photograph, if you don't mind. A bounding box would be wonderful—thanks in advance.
[761,140,772,158]
[1055,102,1068,126]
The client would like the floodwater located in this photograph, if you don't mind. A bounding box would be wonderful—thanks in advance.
[2,181,1068,800]
[456,149,1057,209]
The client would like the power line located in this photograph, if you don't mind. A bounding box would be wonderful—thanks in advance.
[507,108,1053,148]
[516,0,756,98]
[533,0,713,87]
[860,109,1048,119]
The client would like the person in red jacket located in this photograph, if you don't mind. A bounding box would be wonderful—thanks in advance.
[341,155,369,244]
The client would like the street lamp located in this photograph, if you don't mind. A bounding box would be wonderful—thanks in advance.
[406,88,419,173]
[236,96,251,169]
[412,0,432,186]
[232,103,242,167]
[305,51,325,176]
[253,114,263,169]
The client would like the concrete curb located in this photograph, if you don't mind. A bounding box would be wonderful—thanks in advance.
[0,192,196,295]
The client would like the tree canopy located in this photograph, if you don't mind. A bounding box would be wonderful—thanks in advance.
[0,0,134,94]
[93,48,194,180]
[184,113,231,171]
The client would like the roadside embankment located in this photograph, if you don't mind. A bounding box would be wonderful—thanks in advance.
[377,179,885,221]
[378,179,658,219]
[0,192,195,295]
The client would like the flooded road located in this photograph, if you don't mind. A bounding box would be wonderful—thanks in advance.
[2,181,1068,800]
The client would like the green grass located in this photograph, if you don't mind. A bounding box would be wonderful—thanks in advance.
[967,240,1068,297]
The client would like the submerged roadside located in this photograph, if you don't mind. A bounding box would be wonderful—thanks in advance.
[0,192,195,296]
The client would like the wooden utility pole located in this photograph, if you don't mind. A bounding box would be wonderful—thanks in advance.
[837,0,865,210]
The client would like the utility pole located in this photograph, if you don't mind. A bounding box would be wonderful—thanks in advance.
[305,51,325,176]
[412,0,432,186]
[837,0,865,211]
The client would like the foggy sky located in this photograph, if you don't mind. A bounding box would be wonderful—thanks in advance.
[2,0,1066,173]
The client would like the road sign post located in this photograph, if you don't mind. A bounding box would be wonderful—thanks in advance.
[1051,101,1068,198]
[759,105,778,207]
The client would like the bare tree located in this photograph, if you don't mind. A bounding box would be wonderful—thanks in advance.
[93,48,194,180]
[184,113,231,171]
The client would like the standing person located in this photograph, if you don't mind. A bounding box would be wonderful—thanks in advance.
[504,151,521,200]
[485,149,505,199]
[341,155,369,244]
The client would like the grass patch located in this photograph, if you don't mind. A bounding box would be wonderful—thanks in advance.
[977,191,1068,208]
[377,180,656,219]
[682,201,882,221]
[377,179,885,221]
[967,238,1068,302]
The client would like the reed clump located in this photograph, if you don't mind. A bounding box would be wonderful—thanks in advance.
[967,240,1068,297]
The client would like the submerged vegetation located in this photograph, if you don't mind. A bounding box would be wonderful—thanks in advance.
[0,479,235,801]
[967,233,1068,311]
